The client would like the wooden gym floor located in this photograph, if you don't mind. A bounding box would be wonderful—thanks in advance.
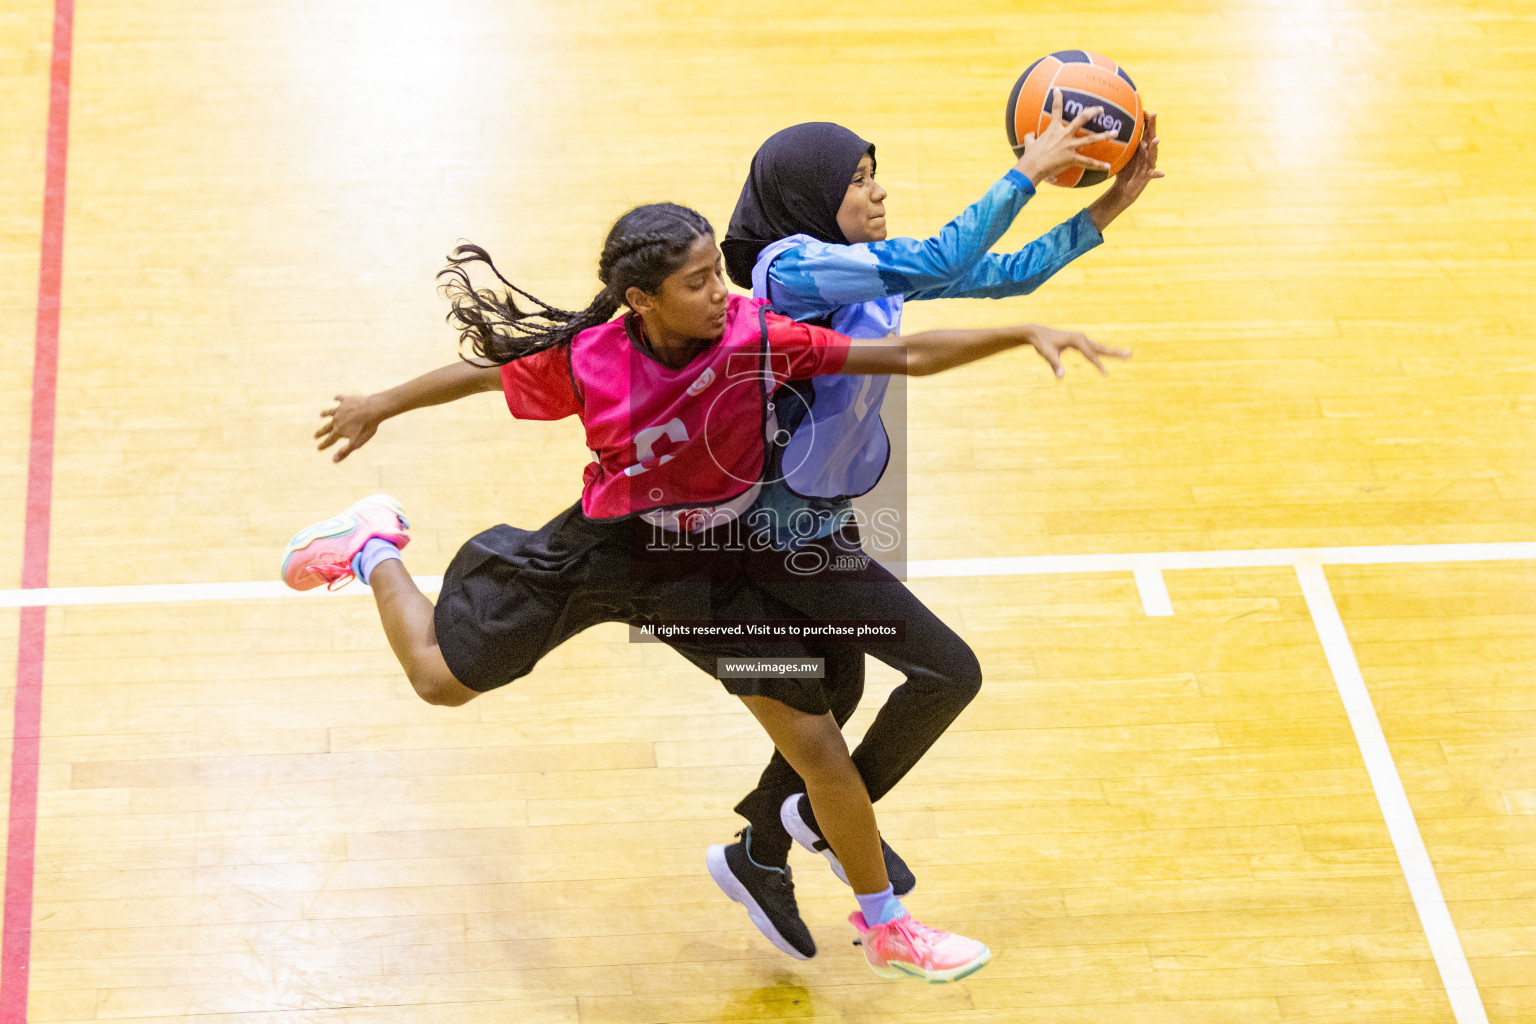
[2,0,1533,1021]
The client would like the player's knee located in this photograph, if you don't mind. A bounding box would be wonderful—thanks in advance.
[789,731,857,787]
[408,665,476,707]
[947,646,983,706]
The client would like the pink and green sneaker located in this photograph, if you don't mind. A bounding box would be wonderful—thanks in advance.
[280,494,410,591]
[849,911,991,983]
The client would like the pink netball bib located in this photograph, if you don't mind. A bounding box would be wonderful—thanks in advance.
[571,295,783,523]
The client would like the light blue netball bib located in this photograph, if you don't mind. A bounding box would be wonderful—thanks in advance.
[752,235,903,499]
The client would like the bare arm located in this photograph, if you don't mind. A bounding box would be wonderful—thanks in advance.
[840,324,1130,380]
[316,361,503,462]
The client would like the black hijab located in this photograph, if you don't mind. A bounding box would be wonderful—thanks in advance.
[722,123,875,288]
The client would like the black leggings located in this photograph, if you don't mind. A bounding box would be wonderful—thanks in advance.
[726,526,983,862]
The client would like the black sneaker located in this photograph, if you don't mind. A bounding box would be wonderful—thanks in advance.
[706,827,817,959]
[779,792,917,897]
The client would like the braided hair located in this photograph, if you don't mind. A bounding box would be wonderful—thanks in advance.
[439,203,715,365]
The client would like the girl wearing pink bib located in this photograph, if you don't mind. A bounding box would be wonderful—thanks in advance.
[507,291,829,527]
[282,202,1123,980]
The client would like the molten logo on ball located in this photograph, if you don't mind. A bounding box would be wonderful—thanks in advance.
[1005,49,1145,188]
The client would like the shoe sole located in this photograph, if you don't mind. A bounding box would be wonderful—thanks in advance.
[865,946,992,984]
[780,794,916,897]
[280,495,408,588]
[705,844,813,961]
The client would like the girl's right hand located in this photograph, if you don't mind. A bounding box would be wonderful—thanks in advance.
[1015,89,1118,185]
[316,394,382,462]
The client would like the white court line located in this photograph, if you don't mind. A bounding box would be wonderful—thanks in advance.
[1132,567,1174,616]
[1296,563,1489,1024]
[905,540,1536,580]
[0,577,442,608]
[3,541,1534,608]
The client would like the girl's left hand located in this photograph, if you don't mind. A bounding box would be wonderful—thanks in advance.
[1106,111,1163,206]
[1028,326,1132,378]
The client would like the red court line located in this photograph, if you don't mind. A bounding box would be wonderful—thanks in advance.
[4,0,73,1018]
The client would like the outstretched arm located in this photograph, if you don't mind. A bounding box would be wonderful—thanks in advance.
[316,361,503,462]
[839,324,1130,380]
[767,91,1117,318]
[911,112,1163,302]
[904,209,1102,302]
[766,177,1035,317]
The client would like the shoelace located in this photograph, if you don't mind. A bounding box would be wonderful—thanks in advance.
[304,562,356,591]
[877,915,941,960]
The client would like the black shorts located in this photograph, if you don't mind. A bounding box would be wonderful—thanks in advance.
[432,501,836,714]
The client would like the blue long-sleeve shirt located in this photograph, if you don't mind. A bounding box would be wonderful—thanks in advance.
[746,171,1103,548]
[764,171,1102,319]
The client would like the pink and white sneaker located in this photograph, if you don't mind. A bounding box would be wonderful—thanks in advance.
[280,494,410,591]
[849,911,991,983]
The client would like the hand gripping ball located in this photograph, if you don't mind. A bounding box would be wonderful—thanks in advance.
[1006,50,1145,188]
